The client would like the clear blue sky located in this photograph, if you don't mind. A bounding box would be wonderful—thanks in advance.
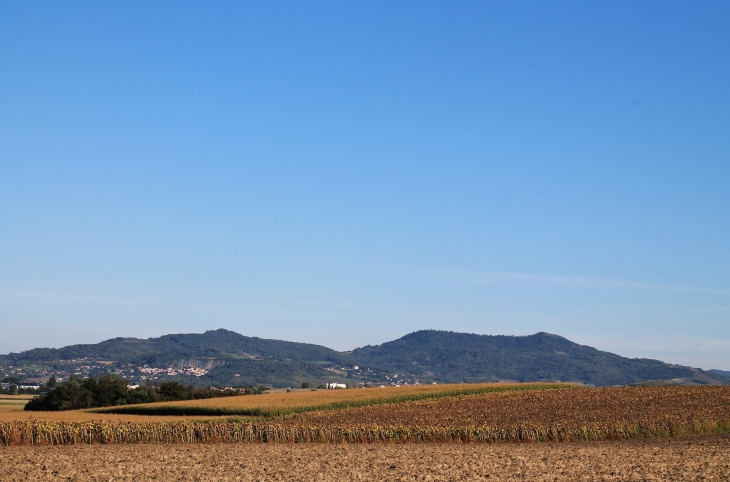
[1,2,728,369]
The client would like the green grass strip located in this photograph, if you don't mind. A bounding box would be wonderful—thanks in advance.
[93,383,575,418]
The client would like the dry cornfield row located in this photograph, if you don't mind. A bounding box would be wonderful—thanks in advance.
[1,386,728,445]
[1,418,728,446]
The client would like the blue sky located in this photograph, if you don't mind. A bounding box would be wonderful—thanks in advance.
[1,2,729,369]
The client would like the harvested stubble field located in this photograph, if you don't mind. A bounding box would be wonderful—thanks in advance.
[1,385,728,445]
[0,402,221,423]
[1,435,729,481]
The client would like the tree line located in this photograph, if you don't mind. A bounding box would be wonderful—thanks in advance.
[24,375,246,411]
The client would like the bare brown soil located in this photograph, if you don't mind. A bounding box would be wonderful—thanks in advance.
[1,434,728,481]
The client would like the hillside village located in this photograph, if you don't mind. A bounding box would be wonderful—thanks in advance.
[0,356,428,393]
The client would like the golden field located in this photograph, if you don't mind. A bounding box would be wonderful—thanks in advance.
[94,382,568,417]
[0,406,211,423]
[0,382,560,422]
[0,398,212,423]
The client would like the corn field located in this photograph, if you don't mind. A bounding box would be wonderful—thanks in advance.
[288,386,730,429]
[2,386,728,446]
[95,382,569,417]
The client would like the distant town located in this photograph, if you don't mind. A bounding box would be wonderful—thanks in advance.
[0,355,429,395]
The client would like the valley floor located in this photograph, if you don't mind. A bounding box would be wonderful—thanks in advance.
[1,434,728,481]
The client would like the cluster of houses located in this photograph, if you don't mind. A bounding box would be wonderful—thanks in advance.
[1,381,41,390]
[137,366,209,378]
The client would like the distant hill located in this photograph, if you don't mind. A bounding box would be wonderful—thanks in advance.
[1,329,726,388]
[3,329,345,365]
[0,329,349,388]
[348,330,727,386]
[709,369,730,379]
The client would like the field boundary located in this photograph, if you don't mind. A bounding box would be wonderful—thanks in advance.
[91,383,572,418]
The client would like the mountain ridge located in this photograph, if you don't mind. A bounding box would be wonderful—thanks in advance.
[1,329,727,388]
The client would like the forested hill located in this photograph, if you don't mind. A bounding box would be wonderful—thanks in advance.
[1,329,727,388]
[2,329,346,366]
[348,330,729,387]
[0,330,350,388]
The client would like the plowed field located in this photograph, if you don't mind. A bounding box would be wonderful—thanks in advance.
[1,435,728,481]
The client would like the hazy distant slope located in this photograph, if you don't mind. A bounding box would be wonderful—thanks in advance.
[709,369,730,379]
[349,330,726,386]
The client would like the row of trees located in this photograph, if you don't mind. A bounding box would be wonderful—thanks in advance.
[24,375,242,411]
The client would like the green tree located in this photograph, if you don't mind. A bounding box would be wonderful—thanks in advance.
[25,381,88,411]
[82,375,130,407]
[158,381,189,401]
